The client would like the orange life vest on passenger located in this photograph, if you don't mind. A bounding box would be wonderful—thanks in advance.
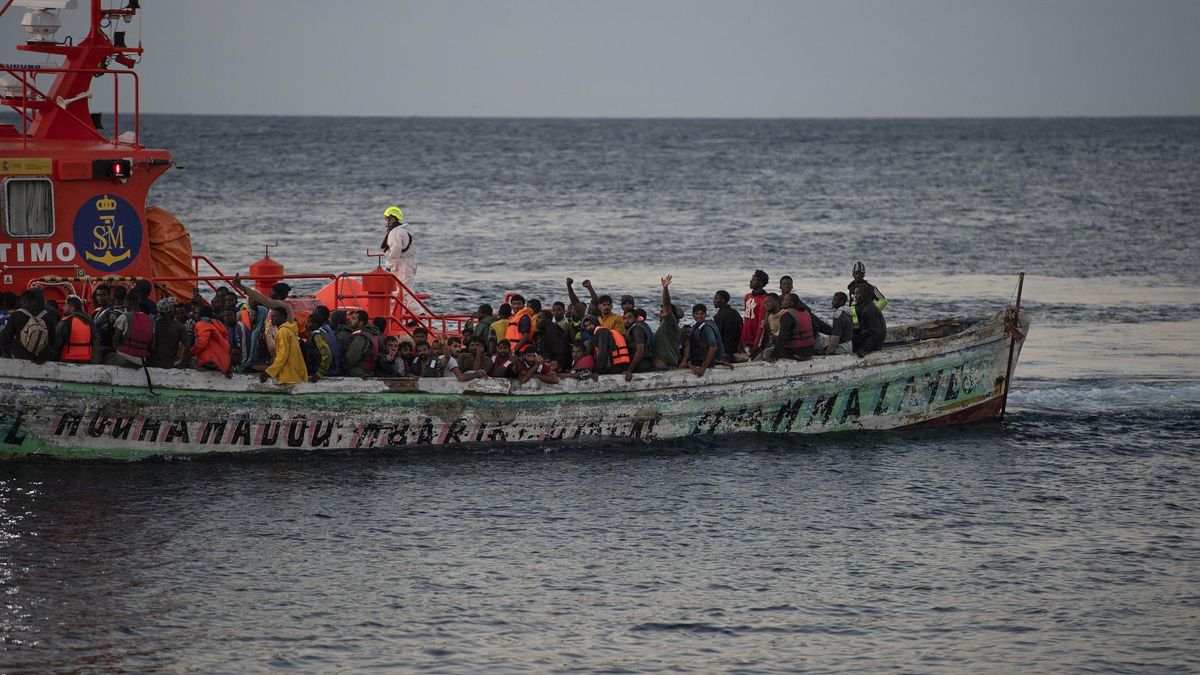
[239,307,252,332]
[191,319,231,372]
[781,309,815,349]
[505,307,537,352]
[60,315,93,363]
[116,311,153,359]
[609,328,631,366]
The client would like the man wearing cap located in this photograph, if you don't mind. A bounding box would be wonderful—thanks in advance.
[381,206,417,292]
[847,261,887,327]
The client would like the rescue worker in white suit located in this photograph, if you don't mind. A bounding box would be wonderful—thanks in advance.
[380,206,417,292]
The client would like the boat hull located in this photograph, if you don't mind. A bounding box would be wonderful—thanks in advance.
[0,313,1029,461]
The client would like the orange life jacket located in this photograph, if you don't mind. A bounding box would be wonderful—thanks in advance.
[60,315,93,363]
[505,307,537,352]
[609,329,630,366]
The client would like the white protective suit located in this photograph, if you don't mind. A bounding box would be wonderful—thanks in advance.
[384,224,417,291]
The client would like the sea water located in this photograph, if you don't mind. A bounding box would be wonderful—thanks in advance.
[2,117,1198,672]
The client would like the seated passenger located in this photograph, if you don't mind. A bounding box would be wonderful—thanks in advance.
[488,340,516,378]
[372,335,402,376]
[515,347,560,385]
[470,304,497,353]
[458,335,491,375]
[306,314,337,380]
[536,310,571,372]
[621,308,656,379]
[341,309,381,377]
[191,304,232,375]
[560,341,596,380]
[410,341,437,377]
[147,298,188,369]
[490,304,511,354]
[259,307,307,385]
[438,340,488,382]
[766,293,815,362]
[106,293,152,368]
[55,295,95,364]
[852,285,887,357]
[682,304,726,377]
[330,309,351,357]
[220,307,242,365]
[818,292,854,355]
[0,289,57,362]
[586,315,630,376]
[505,294,536,354]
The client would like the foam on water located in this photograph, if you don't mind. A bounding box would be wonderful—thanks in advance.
[1008,379,1200,412]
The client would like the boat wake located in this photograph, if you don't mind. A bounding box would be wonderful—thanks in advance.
[1007,378,1200,412]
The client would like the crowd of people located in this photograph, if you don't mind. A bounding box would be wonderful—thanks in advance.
[0,264,889,386]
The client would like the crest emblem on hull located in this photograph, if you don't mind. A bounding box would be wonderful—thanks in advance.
[72,193,142,272]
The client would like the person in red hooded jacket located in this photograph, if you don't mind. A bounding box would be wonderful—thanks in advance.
[190,304,231,375]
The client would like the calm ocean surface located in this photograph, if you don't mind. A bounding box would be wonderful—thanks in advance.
[3,116,1199,672]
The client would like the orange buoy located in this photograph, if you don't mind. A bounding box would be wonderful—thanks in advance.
[248,244,284,296]
[362,265,397,331]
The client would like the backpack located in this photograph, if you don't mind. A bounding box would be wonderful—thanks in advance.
[17,309,48,356]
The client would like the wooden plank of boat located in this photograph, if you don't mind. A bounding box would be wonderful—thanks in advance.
[0,311,1030,461]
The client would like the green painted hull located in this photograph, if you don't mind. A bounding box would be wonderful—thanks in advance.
[0,313,1028,461]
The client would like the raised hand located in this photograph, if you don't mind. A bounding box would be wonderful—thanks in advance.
[662,275,673,288]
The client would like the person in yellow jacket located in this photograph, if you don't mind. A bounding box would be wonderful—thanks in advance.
[259,307,307,385]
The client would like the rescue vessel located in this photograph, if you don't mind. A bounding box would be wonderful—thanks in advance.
[0,1,1031,460]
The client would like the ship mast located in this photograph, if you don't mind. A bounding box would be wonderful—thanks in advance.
[2,0,142,142]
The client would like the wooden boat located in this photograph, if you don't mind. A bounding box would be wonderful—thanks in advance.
[0,3,1032,460]
[0,310,1030,460]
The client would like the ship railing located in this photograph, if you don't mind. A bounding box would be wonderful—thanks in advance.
[0,67,139,148]
[31,270,474,340]
[160,271,474,340]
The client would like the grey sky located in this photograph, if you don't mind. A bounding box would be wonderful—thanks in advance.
[2,0,1198,117]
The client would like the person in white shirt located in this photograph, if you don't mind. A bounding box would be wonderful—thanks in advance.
[380,206,417,292]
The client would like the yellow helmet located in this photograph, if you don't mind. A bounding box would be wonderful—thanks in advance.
[383,206,403,222]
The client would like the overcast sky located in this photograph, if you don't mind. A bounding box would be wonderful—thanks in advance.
[1,0,1197,117]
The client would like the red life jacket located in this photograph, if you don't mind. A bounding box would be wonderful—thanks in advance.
[782,309,815,349]
[117,311,153,358]
[61,315,93,363]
